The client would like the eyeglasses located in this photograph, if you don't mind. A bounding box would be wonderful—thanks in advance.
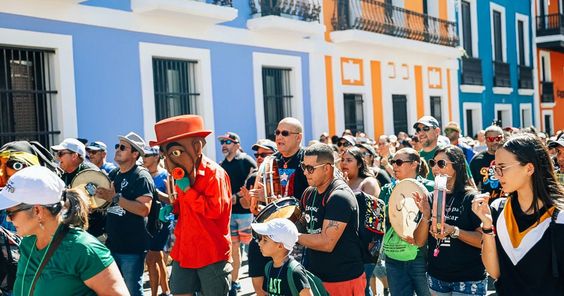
[57,151,74,158]
[6,205,33,219]
[390,159,414,166]
[115,144,131,151]
[486,135,503,143]
[254,152,272,158]
[86,150,100,155]
[415,126,431,133]
[337,141,352,147]
[275,130,300,137]
[428,159,452,169]
[492,162,521,177]
[300,162,330,174]
[220,140,237,145]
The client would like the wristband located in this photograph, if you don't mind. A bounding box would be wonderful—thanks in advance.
[112,193,121,205]
[481,225,495,235]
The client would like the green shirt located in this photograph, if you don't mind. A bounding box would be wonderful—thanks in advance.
[419,147,438,179]
[14,227,114,296]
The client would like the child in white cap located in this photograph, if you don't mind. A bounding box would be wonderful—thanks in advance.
[252,218,313,296]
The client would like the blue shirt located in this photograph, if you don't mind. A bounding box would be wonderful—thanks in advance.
[101,161,117,174]
[152,169,168,193]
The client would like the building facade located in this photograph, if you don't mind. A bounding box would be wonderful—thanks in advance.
[457,0,537,137]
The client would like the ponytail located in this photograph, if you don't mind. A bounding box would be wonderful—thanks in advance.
[418,159,429,178]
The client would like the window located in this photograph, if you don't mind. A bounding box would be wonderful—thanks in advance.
[0,47,59,147]
[466,109,475,137]
[463,102,482,137]
[520,105,532,128]
[343,94,364,134]
[392,95,408,135]
[544,114,553,136]
[430,96,442,128]
[461,0,473,57]
[493,10,503,61]
[495,104,512,128]
[517,20,525,65]
[152,58,199,122]
[262,67,292,140]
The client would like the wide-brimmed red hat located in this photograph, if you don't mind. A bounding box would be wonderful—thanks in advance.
[150,115,212,146]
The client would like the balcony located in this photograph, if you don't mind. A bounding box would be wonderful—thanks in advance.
[131,0,238,25]
[247,0,324,37]
[536,14,564,51]
[541,81,555,103]
[330,0,459,55]
[493,61,511,89]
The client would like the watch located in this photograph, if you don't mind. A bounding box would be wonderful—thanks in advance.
[450,226,460,239]
[112,193,121,205]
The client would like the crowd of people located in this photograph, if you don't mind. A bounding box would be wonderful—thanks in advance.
[0,114,563,296]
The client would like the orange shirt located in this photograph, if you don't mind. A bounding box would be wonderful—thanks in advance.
[171,155,232,268]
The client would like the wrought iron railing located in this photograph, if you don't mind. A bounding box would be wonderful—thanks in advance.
[541,81,555,103]
[536,13,564,36]
[210,0,233,6]
[331,0,458,47]
[493,61,511,88]
[518,65,533,89]
[460,57,483,85]
[250,0,321,22]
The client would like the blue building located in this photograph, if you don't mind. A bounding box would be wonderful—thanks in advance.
[457,0,538,136]
[0,0,324,160]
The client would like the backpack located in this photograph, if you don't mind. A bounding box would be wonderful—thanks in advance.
[355,192,385,263]
[265,259,329,296]
[146,188,163,238]
[0,226,20,294]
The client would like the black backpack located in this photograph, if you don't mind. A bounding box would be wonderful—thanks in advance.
[0,226,20,294]
[146,188,163,238]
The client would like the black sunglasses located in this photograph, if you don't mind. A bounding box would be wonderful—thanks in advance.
[254,152,272,158]
[415,126,431,133]
[275,130,300,137]
[337,141,352,147]
[220,140,237,145]
[57,150,74,158]
[300,162,329,174]
[6,205,33,219]
[428,159,452,169]
[115,144,131,151]
[390,159,414,166]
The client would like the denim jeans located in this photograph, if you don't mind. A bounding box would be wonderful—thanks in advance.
[364,263,376,296]
[112,252,147,296]
[385,250,431,296]
[428,275,487,296]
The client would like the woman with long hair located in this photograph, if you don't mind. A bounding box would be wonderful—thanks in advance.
[382,148,433,296]
[472,134,564,295]
[340,147,381,197]
[423,145,486,295]
[0,166,128,296]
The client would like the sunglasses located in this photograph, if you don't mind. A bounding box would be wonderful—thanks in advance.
[220,140,237,145]
[492,162,521,177]
[115,144,131,151]
[415,126,431,133]
[86,150,100,155]
[254,152,272,158]
[57,151,74,158]
[337,141,352,147]
[6,205,33,219]
[275,130,300,137]
[300,162,329,174]
[428,159,452,169]
[390,159,414,166]
[486,135,503,143]
[362,152,372,157]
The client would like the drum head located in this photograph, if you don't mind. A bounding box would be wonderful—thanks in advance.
[388,179,429,238]
[255,197,301,224]
[71,169,111,209]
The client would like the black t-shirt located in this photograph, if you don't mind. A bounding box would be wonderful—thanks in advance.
[105,165,154,253]
[427,191,486,282]
[470,151,504,201]
[221,152,257,214]
[262,259,310,296]
[491,197,564,296]
[302,179,364,282]
[273,149,308,201]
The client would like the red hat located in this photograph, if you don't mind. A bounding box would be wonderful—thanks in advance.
[150,115,212,146]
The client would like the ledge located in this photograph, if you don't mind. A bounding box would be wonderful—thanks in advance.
[460,84,485,93]
[247,15,325,38]
[330,30,462,58]
[518,89,534,96]
[541,102,556,109]
[131,0,238,25]
[492,87,513,95]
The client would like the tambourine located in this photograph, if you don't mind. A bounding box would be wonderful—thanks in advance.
[70,169,111,211]
[388,178,429,239]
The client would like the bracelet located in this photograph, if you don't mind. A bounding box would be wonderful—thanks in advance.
[481,225,495,235]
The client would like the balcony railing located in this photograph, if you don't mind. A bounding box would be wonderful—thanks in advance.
[493,61,511,88]
[331,0,458,47]
[460,57,483,85]
[250,0,321,21]
[536,13,564,36]
[541,81,555,103]
[518,65,533,89]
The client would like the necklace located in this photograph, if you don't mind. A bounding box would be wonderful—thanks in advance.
[22,225,60,296]
[282,153,297,169]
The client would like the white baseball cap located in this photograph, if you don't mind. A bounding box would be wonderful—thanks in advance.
[251,218,299,251]
[0,166,65,210]
[51,138,86,158]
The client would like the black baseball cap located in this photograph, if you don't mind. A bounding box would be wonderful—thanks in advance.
[218,132,240,143]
